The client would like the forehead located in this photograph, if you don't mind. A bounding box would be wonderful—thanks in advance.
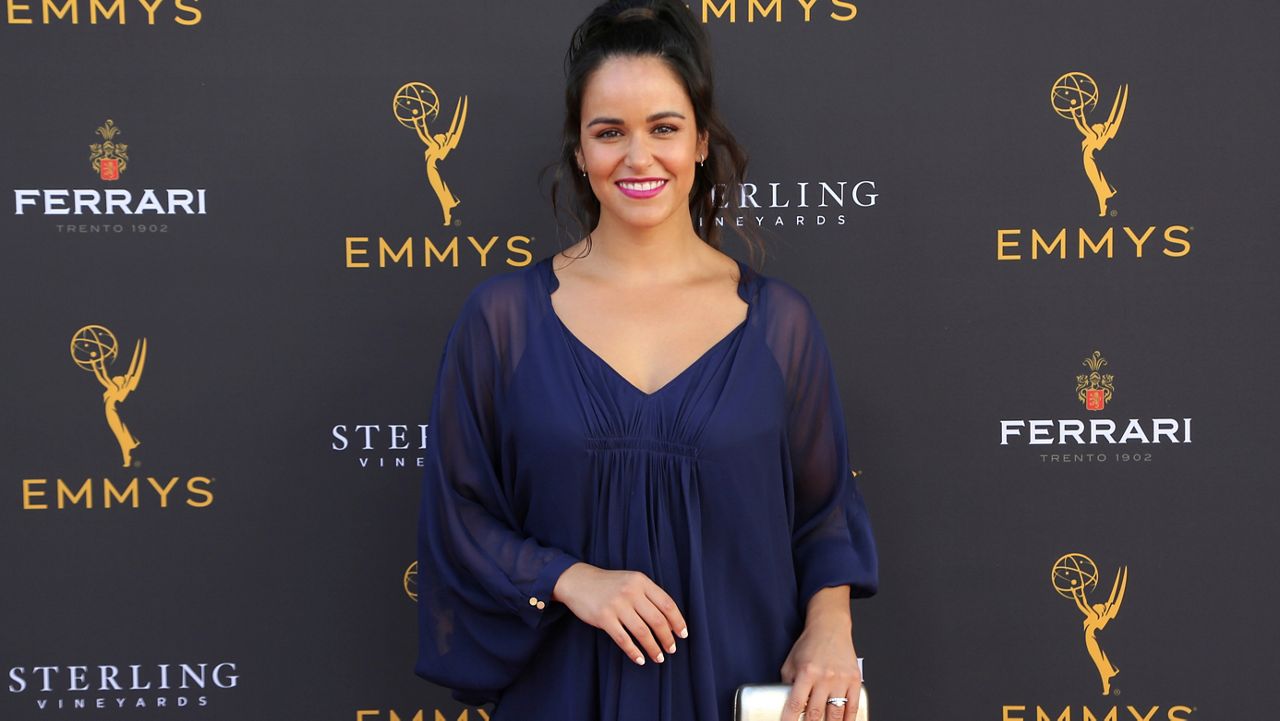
[581,55,693,118]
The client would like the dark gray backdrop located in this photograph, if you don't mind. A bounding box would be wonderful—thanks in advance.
[3,1,1277,719]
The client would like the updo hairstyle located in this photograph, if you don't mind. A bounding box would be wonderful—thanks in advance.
[549,0,765,267]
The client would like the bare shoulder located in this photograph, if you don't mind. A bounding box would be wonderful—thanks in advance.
[550,243,590,278]
[712,250,742,286]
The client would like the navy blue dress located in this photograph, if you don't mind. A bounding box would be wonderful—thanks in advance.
[415,253,877,720]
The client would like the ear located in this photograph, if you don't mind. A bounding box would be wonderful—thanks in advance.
[574,147,585,170]
[697,131,709,162]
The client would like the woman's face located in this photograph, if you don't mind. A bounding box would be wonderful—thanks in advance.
[576,54,708,234]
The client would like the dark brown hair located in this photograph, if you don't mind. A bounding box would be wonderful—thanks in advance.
[548,0,766,269]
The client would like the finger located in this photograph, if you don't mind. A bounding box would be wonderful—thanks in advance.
[635,596,677,654]
[782,676,812,721]
[621,607,665,663]
[645,585,688,641]
[825,684,853,721]
[604,619,647,666]
[806,678,834,721]
[780,657,796,684]
[845,669,863,715]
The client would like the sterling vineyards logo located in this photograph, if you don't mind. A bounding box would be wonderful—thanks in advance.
[701,178,879,230]
[331,422,429,470]
[6,661,238,711]
[999,351,1192,464]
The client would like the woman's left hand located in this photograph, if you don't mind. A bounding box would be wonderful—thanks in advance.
[779,587,860,721]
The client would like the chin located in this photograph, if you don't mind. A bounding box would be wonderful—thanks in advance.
[616,212,677,231]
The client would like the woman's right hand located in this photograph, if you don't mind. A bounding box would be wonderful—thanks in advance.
[552,561,688,666]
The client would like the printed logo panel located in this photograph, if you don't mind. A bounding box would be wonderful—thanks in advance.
[5,661,238,712]
[1001,554,1194,720]
[697,0,858,24]
[1,0,203,26]
[12,118,210,236]
[999,351,1192,465]
[1052,553,1127,695]
[394,83,468,227]
[20,324,216,512]
[345,81,531,270]
[996,73,1193,262]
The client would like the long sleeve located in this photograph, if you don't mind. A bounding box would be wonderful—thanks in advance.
[415,289,579,703]
[769,284,879,612]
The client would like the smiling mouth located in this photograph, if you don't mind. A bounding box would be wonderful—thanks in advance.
[619,179,670,190]
[616,179,668,198]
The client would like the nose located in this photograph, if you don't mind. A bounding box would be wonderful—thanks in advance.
[624,135,654,170]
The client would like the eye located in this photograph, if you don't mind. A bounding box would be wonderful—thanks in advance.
[595,128,622,139]
[653,124,678,135]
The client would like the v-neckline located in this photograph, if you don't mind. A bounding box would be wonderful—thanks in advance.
[541,255,753,399]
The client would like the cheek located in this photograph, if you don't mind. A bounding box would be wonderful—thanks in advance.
[670,151,698,182]
[583,146,620,174]
[669,142,699,168]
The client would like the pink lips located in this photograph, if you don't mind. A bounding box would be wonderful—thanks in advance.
[615,178,668,199]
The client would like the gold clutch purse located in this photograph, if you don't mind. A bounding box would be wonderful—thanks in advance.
[732,683,868,721]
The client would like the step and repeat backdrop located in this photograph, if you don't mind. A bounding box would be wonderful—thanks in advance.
[3,1,1277,719]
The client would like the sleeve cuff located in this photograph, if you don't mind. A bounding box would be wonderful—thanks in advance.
[515,551,580,629]
[796,538,878,612]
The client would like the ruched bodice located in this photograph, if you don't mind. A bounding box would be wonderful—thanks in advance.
[416,254,877,721]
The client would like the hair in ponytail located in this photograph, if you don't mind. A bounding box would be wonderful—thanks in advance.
[548,0,766,269]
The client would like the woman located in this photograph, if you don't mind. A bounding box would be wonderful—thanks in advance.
[414,2,877,719]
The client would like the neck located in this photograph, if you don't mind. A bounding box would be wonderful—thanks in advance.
[585,209,707,280]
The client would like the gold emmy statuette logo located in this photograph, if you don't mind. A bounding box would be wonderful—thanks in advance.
[1075,350,1115,411]
[70,325,147,467]
[1051,72,1128,217]
[404,560,418,601]
[1052,553,1128,695]
[89,119,129,181]
[394,82,468,226]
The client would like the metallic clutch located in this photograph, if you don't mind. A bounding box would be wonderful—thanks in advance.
[733,682,868,721]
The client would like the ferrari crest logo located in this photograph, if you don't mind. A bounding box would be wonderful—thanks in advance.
[89,119,129,181]
[1075,350,1115,411]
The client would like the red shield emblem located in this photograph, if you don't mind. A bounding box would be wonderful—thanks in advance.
[1085,388,1106,411]
[100,158,119,181]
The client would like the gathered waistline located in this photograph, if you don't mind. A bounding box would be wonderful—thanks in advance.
[585,435,700,458]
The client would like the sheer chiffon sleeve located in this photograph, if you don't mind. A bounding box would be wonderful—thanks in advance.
[765,281,879,612]
[414,287,579,704]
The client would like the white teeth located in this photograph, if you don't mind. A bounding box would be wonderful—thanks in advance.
[619,180,666,191]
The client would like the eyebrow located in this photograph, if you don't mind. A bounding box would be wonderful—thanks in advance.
[586,110,686,128]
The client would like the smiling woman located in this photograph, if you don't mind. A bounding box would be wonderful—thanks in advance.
[576,55,707,237]
[414,3,878,721]
[550,1,762,264]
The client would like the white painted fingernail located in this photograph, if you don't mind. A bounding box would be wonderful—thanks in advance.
[634,655,645,665]
[656,653,665,663]
[668,643,677,654]
[678,627,689,638]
